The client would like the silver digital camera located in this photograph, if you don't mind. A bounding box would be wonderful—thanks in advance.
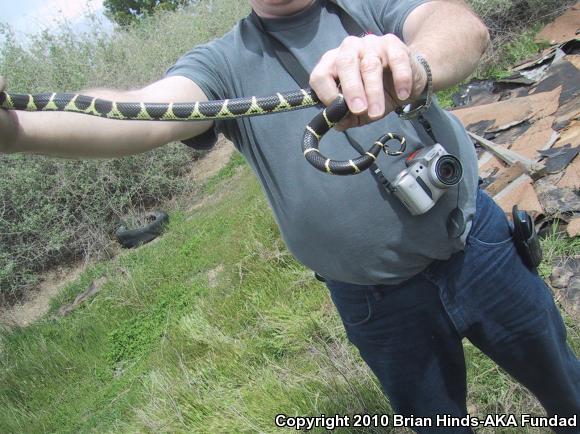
[392,143,463,216]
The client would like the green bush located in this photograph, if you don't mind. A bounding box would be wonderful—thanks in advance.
[0,147,196,298]
[0,1,249,299]
[468,0,573,36]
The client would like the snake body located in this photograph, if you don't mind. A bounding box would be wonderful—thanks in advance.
[0,90,405,175]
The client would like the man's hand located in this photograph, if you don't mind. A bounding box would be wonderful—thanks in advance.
[0,76,20,154]
[309,1,490,131]
[309,34,427,131]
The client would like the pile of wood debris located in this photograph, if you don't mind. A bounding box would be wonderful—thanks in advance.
[452,1,579,239]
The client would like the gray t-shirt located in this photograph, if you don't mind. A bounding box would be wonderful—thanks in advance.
[166,0,479,285]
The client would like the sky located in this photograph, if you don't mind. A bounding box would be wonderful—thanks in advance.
[0,0,111,39]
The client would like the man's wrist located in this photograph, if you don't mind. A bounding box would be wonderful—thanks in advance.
[411,53,429,100]
[396,53,433,120]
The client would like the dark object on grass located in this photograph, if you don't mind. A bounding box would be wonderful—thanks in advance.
[116,211,169,248]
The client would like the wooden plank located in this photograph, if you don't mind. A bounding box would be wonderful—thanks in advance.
[468,131,546,179]
[485,162,527,196]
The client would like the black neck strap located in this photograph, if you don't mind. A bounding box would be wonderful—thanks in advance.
[248,0,396,195]
[249,1,365,88]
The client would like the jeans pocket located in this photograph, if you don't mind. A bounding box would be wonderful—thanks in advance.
[468,190,513,248]
[327,284,373,327]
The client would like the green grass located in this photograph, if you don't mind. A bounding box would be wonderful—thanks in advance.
[482,26,549,80]
[201,151,246,194]
[1,161,578,433]
[0,164,372,433]
[538,224,580,279]
[0,164,383,433]
[436,85,460,110]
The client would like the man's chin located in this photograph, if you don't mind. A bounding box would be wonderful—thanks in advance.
[250,0,316,18]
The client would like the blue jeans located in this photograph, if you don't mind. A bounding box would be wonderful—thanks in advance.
[326,190,580,434]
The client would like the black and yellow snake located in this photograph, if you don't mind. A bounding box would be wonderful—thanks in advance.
[0,89,406,175]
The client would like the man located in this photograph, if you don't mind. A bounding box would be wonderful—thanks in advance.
[1,1,578,432]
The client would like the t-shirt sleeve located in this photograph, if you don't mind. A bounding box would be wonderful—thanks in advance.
[165,43,228,150]
[353,0,431,41]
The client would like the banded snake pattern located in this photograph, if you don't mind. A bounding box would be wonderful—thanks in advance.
[0,89,406,175]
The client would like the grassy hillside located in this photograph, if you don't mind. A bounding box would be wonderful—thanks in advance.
[2,160,577,433]
[0,160,382,433]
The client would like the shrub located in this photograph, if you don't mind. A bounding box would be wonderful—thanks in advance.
[0,0,249,300]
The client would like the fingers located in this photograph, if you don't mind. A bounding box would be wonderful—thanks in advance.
[0,76,6,93]
[311,35,387,120]
[335,36,367,114]
[309,33,417,131]
[359,36,386,119]
[309,50,339,107]
[381,35,413,101]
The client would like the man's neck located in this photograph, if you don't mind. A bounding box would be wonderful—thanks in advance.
[251,0,317,18]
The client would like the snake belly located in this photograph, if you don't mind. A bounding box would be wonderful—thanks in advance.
[0,89,403,176]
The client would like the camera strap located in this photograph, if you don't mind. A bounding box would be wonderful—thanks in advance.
[249,0,397,194]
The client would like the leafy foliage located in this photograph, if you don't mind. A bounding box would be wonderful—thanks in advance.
[103,0,193,25]
[467,0,576,74]
[0,1,249,299]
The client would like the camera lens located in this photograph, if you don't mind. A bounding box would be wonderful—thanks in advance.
[434,155,463,186]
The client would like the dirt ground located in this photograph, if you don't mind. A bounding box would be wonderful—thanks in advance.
[0,139,236,329]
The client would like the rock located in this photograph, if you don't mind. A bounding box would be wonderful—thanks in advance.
[550,257,580,316]
[550,266,574,288]
[567,217,580,238]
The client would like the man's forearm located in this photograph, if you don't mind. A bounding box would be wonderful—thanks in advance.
[11,89,171,158]
[403,1,490,91]
[3,76,213,158]
[15,110,165,158]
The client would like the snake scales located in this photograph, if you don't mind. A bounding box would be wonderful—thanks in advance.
[0,89,406,175]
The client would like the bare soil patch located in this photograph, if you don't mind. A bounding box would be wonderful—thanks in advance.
[188,136,236,184]
[0,262,86,329]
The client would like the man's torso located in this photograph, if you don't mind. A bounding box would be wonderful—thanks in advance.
[167,0,479,285]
